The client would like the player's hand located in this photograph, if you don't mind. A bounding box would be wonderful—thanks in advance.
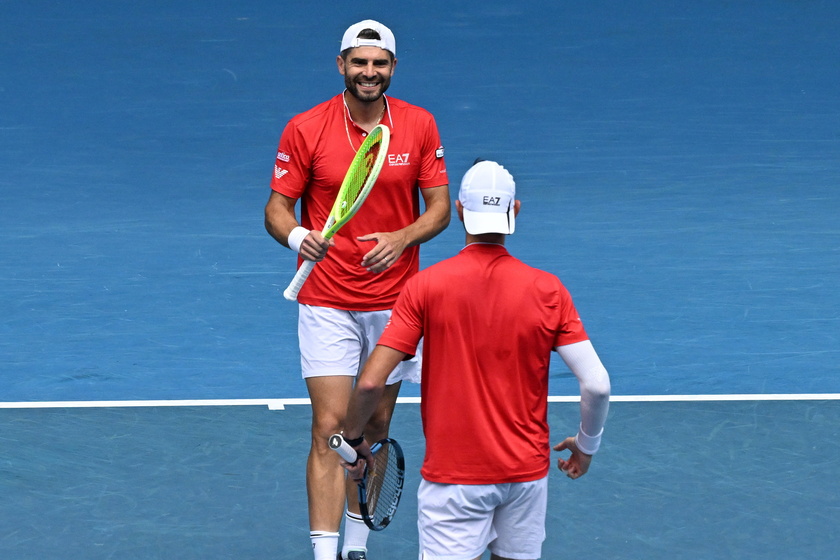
[553,436,592,479]
[357,232,407,273]
[299,231,334,262]
[342,439,373,484]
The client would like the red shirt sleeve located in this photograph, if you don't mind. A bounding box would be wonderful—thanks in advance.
[377,279,424,355]
[270,119,311,199]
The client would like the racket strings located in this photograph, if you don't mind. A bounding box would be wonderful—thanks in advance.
[364,442,402,527]
[336,136,382,216]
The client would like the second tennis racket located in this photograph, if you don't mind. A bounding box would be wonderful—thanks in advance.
[329,433,405,531]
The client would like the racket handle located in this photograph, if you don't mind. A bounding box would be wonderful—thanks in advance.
[283,259,317,301]
[329,434,359,463]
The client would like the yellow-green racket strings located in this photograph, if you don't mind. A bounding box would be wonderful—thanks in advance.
[338,138,382,216]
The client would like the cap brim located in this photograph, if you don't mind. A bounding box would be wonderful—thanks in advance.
[463,208,515,235]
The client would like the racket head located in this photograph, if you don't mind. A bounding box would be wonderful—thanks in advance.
[357,437,405,531]
[323,124,390,238]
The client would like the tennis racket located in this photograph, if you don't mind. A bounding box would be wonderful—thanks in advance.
[283,124,391,301]
[329,433,405,531]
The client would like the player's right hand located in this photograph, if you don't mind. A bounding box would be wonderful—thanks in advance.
[342,439,372,483]
[300,231,334,262]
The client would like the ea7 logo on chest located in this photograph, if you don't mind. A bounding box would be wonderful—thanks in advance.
[482,196,502,206]
[388,153,411,166]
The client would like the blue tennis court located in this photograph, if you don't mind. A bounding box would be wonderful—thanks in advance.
[2,1,838,558]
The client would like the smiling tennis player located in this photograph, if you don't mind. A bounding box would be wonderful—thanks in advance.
[263,19,450,560]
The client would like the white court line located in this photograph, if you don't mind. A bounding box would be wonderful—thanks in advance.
[1,394,839,410]
[558,393,840,402]
[0,399,307,411]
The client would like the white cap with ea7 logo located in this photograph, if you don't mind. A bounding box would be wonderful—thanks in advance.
[458,160,516,235]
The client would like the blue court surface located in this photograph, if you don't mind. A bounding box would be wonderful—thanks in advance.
[1,1,838,558]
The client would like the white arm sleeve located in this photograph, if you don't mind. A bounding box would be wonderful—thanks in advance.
[556,340,611,455]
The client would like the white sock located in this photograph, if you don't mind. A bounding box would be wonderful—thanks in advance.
[341,511,369,558]
[310,531,339,560]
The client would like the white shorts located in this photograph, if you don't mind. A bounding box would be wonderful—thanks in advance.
[297,304,421,384]
[417,477,548,560]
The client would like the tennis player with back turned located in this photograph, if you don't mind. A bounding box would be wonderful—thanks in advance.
[341,160,611,560]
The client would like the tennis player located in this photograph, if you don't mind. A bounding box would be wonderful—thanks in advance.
[341,160,611,560]
[264,20,450,560]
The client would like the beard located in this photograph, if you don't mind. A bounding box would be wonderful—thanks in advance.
[344,74,391,103]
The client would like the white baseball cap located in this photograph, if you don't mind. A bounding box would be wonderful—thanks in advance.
[459,160,516,235]
[340,20,396,56]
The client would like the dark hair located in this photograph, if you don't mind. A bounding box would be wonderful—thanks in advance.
[340,28,395,61]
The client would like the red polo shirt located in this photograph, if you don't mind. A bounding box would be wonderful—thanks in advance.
[271,93,448,310]
[379,243,589,484]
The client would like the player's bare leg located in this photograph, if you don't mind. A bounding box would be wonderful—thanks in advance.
[306,375,355,532]
[367,380,401,440]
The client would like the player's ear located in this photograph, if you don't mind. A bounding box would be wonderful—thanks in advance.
[455,199,464,222]
[337,54,346,75]
[513,199,521,217]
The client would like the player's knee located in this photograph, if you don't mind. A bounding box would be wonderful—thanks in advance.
[365,410,392,439]
[310,416,342,445]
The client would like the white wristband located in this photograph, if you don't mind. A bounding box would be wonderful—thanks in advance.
[287,226,310,254]
[574,424,603,455]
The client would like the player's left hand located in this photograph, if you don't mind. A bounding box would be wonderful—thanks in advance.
[553,436,592,479]
[357,232,406,273]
